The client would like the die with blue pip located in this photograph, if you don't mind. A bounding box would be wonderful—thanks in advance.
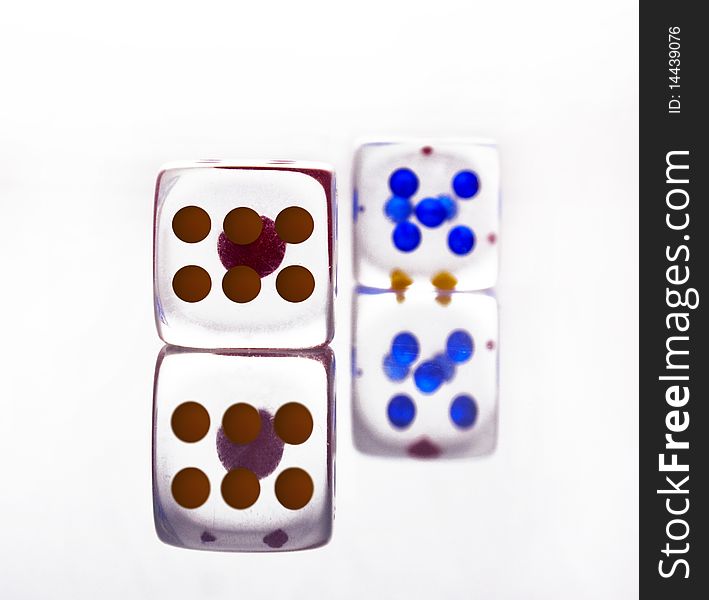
[353,139,499,295]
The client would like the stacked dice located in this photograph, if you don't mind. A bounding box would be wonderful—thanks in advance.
[353,140,499,458]
[152,160,336,551]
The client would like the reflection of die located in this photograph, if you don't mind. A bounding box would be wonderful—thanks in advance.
[153,160,335,349]
[353,140,499,293]
[353,291,498,458]
[153,347,334,552]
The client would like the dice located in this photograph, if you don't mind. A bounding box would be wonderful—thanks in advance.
[353,140,499,293]
[153,346,334,551]
[152,160,336,552]
[153,160,335,349]
[352,291,498,458]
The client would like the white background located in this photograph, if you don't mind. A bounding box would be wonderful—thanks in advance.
[0,1,638,598]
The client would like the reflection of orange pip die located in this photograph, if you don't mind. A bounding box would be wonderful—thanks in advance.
[153,347,335,552]
[153,160,336,349]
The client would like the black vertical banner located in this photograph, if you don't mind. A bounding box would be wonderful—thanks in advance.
[640,3,707,598]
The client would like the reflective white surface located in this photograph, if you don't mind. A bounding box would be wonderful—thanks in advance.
[0,0,638,598]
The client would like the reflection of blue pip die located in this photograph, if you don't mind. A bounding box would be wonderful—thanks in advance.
[353,291,498,459]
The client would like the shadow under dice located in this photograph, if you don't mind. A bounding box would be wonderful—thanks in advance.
[353,291,498,458]
[154,161,335,349]
[153,348,334,552]
[353,140,499,292]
